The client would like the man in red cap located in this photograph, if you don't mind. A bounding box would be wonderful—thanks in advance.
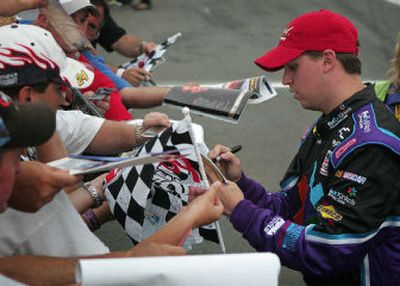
[206,9,400,285]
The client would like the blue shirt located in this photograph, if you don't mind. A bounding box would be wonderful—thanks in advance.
[82,50,131,90]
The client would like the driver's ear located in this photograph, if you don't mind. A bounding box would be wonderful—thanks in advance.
[321,49,337,73]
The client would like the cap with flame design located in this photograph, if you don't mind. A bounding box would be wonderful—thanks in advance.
[0,24,94,89]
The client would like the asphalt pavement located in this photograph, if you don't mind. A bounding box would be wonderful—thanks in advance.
[95,1,400,285]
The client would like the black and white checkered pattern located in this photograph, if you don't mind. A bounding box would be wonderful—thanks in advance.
[104,120,219,245]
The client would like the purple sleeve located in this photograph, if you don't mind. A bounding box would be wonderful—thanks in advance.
[236,173,294,219]
[230,201,368,276]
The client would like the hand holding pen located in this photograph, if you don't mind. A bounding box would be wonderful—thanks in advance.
[209,144,243,182]
[214,144,243,162]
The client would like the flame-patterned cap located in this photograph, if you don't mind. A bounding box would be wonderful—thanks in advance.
[0,24,94,89]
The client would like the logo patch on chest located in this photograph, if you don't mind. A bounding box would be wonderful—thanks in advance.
[328,188,357,206]
[335,170,366,185]
[316,205,343,221]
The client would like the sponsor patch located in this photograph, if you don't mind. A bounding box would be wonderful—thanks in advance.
[346,187,358,198]
[317,205,343,221]
[335,138,357,159]
[264,216,285,236]
[338,127,351,140]
[280,26,294,41]
[75,70,90,87]
[0,73,18,86]
[319,150,332,176]
[328,188,356,206]
[358,110,371,133]
[335,170,366,185]
[282,223,303,252]
[327,106,352,129]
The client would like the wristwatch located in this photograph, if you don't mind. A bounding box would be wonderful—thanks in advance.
[135,123,143,146]
[83,182,103,208]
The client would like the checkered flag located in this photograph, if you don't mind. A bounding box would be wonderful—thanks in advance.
[119,33,181,73]
[104,120,219,246]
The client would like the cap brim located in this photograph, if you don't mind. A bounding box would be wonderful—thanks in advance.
[65,3,99,17]
[4,102,56,148]
[60,57,95,89]
[254,46,304,72]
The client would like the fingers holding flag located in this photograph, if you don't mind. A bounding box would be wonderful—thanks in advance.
[185,181,224,229]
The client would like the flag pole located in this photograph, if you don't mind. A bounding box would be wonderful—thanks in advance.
[182,107,226,254]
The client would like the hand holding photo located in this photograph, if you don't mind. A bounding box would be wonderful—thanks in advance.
[90,87,115,100]
[164,86,252,123]
[201,154,228,184]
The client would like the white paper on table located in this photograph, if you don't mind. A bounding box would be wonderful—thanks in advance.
[76,253,280,286]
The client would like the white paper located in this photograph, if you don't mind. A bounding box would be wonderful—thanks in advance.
[76,253,280,286]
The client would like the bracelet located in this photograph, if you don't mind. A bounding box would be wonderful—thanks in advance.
[82,209,101,231]
[116,68,126,78]
[83,182,103,208]
[134,123,143,146]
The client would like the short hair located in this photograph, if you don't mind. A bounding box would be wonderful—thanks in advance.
[0,81,51,100]
[304,49,361,75]
[388,33,400,87]
[90,0,109,17]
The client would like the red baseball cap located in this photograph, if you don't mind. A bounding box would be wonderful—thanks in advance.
[255,9,359,72]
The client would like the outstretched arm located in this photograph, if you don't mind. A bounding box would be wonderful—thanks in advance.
[0,0,47,16]
[112,34,156,58]
[0,180,220,285]
[145,181,224,246]
[10,161,82,213]
[85,112,171,155]
[120,86,170,108]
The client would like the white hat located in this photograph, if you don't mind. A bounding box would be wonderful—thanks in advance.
[0,24,94,89]
[59,0,99,16]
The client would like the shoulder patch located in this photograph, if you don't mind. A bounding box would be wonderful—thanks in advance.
[331,103,400,168]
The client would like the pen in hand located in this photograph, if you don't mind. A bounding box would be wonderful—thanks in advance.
[214,144,243,162]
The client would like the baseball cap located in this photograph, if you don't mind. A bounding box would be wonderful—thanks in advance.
[59,0,99,16]
[0,91,55,150]
[0,24,94,89]
[255,9,359,72]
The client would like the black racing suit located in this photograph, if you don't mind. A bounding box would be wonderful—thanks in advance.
[231,85,400,285]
